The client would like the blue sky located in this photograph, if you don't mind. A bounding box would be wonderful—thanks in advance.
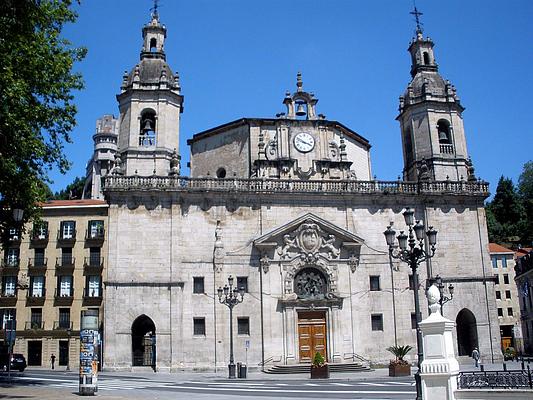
[53,0,533,196]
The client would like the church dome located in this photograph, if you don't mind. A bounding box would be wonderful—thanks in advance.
[125,58,178,89]
[408,71,446,98]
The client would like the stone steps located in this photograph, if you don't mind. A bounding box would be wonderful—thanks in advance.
[264,362,372,374]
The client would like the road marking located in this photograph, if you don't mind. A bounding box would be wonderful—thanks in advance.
[332,383,352,386]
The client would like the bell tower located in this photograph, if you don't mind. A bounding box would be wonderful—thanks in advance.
[115,7,183,176]
[397,7,473,182]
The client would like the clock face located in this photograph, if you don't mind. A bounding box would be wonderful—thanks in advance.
[294,132,315,153]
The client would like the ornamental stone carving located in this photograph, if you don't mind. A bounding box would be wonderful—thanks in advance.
[213,221,224,273]
[294,268,327,299]
[277,219,340,261]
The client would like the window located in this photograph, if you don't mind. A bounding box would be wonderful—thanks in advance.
[497,308,503,317]
[492,257,498,268]
[86,276,101,297]
[237,317,250,335]
[150,37,157,52]
[89,247,101,266]
[408,274,415,290]
[1,309,16,329]
[508,308,513,317]
[60,221,76,239]
[33,221,48,239]
[496,291,501,300]
[88,220,104,238]
[30,276,45,297]
[58,276,73,297]
[506,290,511,299]
[411,312,417,330]
[61,248,73,266]
[2,276,17,296]
[371,314,383,331]
[503,274,509,284]
[423,51,430,65]
[369,276,381,291]
[5,248,19,267]
[193,277,204,294]
[8,228,20,241]
[193,318,205,336]
[237,277,248,293]
[31,308,42,329]
[34,248,46,266]
[216,168,227,179]
[59,308,70,329]
[502,257,507,268]
[139,110,156,146]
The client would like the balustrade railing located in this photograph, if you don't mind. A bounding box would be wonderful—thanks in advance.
[103,176,489,196]
[457,369,532,389]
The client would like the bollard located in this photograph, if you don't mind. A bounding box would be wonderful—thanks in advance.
[480,364,484,372]
[503,363,507,372]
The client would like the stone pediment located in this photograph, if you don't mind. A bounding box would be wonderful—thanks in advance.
[254,213,363,266]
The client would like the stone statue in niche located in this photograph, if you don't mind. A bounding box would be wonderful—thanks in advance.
[294,268,327,299]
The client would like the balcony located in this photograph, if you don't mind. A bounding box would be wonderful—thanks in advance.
[25,321,44,330]
[1,259,20,270]
[30,230,49,245]
[26,289,46,305]
[28,257,48,272]
[54,288,73,306]
[57,230,76,244]
[56,256,75,273]
[0,292,17,306]
[83,289,102,306]
[85,229,105,245]
[53,320,73,331]
[439,144,455,154]
[84,256,104,274]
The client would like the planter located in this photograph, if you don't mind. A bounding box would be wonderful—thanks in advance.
[389,363,411,377]
[310,364,330,379]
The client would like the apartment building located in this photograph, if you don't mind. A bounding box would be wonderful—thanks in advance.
[0,200,107,368]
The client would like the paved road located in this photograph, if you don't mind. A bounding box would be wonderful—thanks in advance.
[1,370,416,399]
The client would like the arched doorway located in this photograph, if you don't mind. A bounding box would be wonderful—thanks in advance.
[456,309,478,356]
[131,315,156,367]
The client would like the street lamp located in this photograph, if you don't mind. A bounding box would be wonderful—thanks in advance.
[66,327,72,371]
[428,274,454,311]
[383,207,437,400]
[217,275,245,379]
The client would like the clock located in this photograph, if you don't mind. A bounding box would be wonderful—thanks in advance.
[294,132,315,153]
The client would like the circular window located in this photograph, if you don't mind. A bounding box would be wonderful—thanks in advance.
[216,168,227,179]
[294,268,327,299]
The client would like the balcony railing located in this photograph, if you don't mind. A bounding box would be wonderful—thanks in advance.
[31,230,49,243]
[53,320,73,330]
[1,259,20,268]
[57,230,76,242]
[439,144,455,154]
[54,288,73,299]
[27,288,46,299]
[84,256,103,268]
[56,256,75,268]
[25,321,44,330]
[28,257,48,268]
[103,176,490,197]
[85,229,105,242]
[7,232,21,245]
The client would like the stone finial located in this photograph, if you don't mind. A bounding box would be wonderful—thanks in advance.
[296,71,303,92]
[418,158,430,181]
[133,65,140,82]
[427,284,442,315]
[169,149,181,176]
[466,157,477,182]
[339,135,347,161]
[111,153,124,175]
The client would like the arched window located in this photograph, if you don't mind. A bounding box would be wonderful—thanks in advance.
[456,309,479,356]
[150,38,157,52]
[437,120,451,144]
[216,167,227,179]
[139,110,156,146]
[423,51,430,65]
[294,268,327,299]
[131,315,156,367]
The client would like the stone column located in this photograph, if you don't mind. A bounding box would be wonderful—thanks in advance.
[419,284,459,400]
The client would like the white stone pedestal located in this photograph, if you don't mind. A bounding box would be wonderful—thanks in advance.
[419,285,460,400]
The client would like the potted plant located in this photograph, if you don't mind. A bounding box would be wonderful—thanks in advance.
[387,345,413,377]
[310,351,329,379]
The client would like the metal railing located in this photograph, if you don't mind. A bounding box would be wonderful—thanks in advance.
[84,256,104,267]
[57,230,77,241]
[1,259,20,268]
[457,368,533,389]
[56,256,75,267]
[439,144,454,154]
[27,288,46,298]
[53,320,73,330]
[28,257,48,268]
[25,321,44,330]
[85,229,105,241]
[54,288,73,298]
[103,175,489,196]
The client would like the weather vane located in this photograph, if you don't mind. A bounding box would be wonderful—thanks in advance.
[410,1,424,35]
[150,0,159,18]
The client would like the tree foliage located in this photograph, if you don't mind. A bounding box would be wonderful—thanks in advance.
[52,176,85,200]
[0,0,85,246]
[486,162,533,246]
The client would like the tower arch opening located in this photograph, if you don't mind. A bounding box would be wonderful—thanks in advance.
[456,308,479,356]
[139,109,157,146]
[150,38,157,52]
[131,315,156,367]
[423,51,430,65]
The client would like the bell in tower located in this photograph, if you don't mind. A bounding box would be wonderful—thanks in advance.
[283,73,319,120]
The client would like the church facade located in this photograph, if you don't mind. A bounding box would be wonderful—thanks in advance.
[99,12,501,371]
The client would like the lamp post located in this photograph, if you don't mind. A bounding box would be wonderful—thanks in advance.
[217,275,245,379]
[428,274,454,312]
[383,207,437,400]
[66,327,72,371]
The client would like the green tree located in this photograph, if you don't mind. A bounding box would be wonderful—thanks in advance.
[518,161,533,245]
[486,176,526,244]
[0,0,85,246]
[52,176,86,200]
